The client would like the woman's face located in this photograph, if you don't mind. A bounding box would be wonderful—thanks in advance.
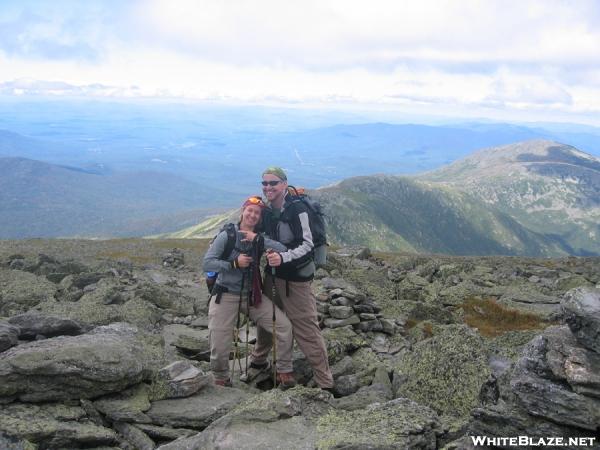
[241,204,262,229]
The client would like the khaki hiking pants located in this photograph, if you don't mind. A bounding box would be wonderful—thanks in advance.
[208,291,293,382]
[253,277,334,389]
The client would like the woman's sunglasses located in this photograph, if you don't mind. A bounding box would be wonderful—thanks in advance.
[261,180,282,186]
[246,196,265,206]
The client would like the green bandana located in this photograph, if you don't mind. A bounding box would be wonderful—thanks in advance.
[262,166,287,181]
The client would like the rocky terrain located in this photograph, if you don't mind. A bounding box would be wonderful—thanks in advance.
[0,239,599,449]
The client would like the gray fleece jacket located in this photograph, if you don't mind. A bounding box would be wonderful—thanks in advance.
[202,223,286,294]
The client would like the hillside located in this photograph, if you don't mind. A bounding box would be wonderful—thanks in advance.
[0,157,231,238]
[419,140,600,255]
[170,140,600,256]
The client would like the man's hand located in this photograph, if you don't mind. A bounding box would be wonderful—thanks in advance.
[236,254,252,268]
[266,249,282,267]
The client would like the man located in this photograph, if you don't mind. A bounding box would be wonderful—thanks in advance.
[248,166,334,390]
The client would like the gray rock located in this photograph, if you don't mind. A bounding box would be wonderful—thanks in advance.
[159,416,315,450]
[146,385,250,429]
[357,319,383,333]
[562,286,600,353]
[330,355,355,379]
[510,327,600,431]
[328,305,354,319]
[150,361,210,400]
[380,318,397,335]
[323,315,360,329]
[8,312,87,339]
[0,433,36,450]
[93,383,152,423]
[0,323,159,402]
[0,402,118,449]
[330,296,353,306]
[113,422,155,450]
[316,397,441,449]
[333,374,361,397]
[0,320,19,352]
[135,423,196,441]
[333,382,393,411]
[156,386,333,450]
[0,269,58,316]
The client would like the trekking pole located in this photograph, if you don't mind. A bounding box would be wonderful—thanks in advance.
[231,271,244,383]
[270,265,278,387]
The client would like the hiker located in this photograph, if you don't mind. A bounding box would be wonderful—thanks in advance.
[250,167,335,390]
[202,195,296,388]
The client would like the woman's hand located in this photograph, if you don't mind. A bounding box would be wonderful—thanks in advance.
[236,254,253,268]
[239,230,257,242]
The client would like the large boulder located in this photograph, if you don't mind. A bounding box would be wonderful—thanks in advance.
[0,323,160,402]
[472,325,600,443]
[0,269,57,316]
[0,402,118,449]
[156,386,333,450]
[146,385,250,430]
[316,397,441,449]
[562,286,600,353]
[8,312,87,339]
[394,324,491,421]
[510,327,600,430]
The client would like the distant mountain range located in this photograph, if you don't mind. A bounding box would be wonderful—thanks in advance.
[172,140,600,256]
[0,157,230,238]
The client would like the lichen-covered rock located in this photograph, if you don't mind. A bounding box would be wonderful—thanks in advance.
[322,325,367,364]
[8,312,87,339]
[0,269,57,316]
[0,320,19,352]
[0,432,37,450]
[562,286,600,353]
[93,383,152,423]
[394,324,491,421]
[333,382,393,411]
[146,385,250,429]
[0,402,118,449]
[316,397,441,449]
[0,323,159,402]
[156,386,333,450]
[150,360,210,400]
[37,285,162,329]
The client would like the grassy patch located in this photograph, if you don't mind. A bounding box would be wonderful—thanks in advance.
[461,296,548,337]
[96,251,155,264]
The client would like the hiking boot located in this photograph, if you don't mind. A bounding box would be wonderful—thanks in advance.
[214,378,232,387]
[240,361,271,383]
[276,372,297,389]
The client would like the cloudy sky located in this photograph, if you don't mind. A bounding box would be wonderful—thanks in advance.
[1,0,600,124]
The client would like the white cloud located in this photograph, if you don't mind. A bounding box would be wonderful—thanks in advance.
[0,0,599,123]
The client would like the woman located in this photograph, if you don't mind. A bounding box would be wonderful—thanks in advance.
[202,196,296,388]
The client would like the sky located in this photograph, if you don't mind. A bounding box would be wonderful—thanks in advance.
[1,0,600,125]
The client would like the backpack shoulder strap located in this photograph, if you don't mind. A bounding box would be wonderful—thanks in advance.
[220,223,237,259]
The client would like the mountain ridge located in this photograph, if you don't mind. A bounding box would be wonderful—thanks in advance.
[171,139,599,256]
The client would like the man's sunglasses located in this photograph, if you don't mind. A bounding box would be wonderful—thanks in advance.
[261,180,282,186]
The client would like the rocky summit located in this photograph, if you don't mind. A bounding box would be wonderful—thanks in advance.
[0,239,599,449]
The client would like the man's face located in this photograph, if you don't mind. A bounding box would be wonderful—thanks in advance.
[262,174,287,203]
